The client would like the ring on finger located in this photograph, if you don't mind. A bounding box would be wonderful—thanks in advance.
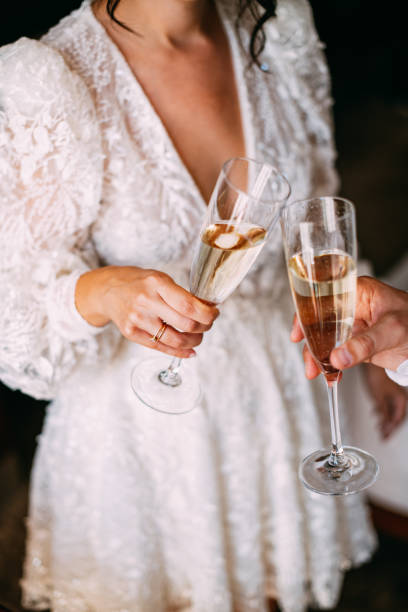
[151,321,168,343]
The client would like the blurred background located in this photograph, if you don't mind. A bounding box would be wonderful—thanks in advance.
[0,1,407,610]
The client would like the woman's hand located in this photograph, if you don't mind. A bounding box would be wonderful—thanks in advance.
[75,266,219,358]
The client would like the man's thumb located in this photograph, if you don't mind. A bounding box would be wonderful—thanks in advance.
[330,312,405,369]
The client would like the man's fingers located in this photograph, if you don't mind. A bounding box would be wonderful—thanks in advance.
[331,311,408,370]
[379,394,407,440]
[290,314,304,343]
[303,344,321,379]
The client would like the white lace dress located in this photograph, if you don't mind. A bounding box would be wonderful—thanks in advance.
[0,1,376,610]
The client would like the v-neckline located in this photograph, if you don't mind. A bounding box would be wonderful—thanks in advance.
[85,0,254,212]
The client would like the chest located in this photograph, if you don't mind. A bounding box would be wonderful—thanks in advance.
[121,40,245,203]
[85,31,313,272]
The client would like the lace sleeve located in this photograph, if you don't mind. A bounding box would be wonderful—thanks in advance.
[267,0,339,195]
[0,38,114,400]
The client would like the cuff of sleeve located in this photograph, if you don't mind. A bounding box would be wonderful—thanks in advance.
[47,269,107,342]
[385,360,408,387]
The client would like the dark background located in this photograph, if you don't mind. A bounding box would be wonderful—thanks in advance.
[1,1,407,611]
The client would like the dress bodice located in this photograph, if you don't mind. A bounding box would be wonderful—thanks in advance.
[0,0,338,397]
[42,0,337,278]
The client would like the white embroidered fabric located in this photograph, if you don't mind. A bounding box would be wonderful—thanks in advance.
[0,1,376,610]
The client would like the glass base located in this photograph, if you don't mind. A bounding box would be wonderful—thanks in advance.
[131,355,201,415]
[299,446,379,496]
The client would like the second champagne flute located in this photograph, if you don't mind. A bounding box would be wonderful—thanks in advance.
[131,156,291,414]
[281,196,379,495]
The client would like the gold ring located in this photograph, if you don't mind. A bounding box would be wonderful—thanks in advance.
[151,321,168,343]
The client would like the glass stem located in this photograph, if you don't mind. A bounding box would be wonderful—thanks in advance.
[325,379,347,467]
[158,357,183,387]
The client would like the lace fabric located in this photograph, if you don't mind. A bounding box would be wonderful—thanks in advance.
[0,1,376,610]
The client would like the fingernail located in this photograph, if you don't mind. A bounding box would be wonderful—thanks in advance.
[335,348,353,368]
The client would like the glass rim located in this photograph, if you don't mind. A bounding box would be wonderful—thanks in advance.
[281,195,355,222]
[220,156,291,205]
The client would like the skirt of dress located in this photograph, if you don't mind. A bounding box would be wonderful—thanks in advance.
[21,291,377,612]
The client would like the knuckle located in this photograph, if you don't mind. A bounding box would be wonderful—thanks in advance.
[172,334,186,349]
[128,310,142,325]
[357,333,376,356]
[144,271,160,289]
[202,308,216,324]
[145,270,168,288]
[122,323,135,339]
[385,312,404,335]
[180,299,196,318]
[211,307,220,321]
[134,291,146,307]
[185,318,201,333]
[204,314,215,327]
[192,333,203,346]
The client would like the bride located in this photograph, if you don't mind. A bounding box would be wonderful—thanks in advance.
[0,0,389,609]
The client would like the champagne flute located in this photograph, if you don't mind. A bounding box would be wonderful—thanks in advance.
[131,156,291,414]
[281,196,379,495]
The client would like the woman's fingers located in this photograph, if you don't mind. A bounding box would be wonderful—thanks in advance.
[147,296,214,334]
[126,312,204,351]
[125,326,197,359]
[98,268,220,356]
[156,276,219,326]
[145,317,204,350]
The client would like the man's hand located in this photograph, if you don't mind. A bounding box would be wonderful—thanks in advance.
[291,276,408,438]
[291,276,408,375]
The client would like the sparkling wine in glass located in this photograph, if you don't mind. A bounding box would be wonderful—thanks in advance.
[131,157,291,414]
[282,197,379,495]
[190,222,267,304]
